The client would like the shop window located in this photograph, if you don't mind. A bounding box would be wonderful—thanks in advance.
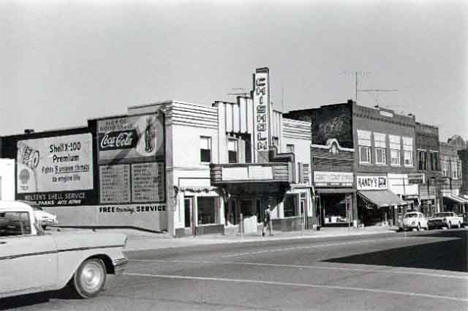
[403,137,413,167]
[240,200,253,217]
[374,133,386,165]
[228,139,238,163]
[389,135,401,166]
[357,130,371,164]
[284,194,298,217]
[286,144,295,153]
[197,197,216,225]
[441,156,449,177]
[200,136,212,163]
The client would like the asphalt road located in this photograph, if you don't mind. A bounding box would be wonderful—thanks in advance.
[1,229,467,311]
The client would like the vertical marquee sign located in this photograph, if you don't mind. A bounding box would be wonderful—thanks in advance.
[252,67,270,163]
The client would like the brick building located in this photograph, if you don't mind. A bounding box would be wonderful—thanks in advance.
[286,100,419,227]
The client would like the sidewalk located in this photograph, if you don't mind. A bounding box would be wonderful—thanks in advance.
[97,225,399,252]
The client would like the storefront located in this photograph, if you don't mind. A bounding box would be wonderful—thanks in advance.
[442,192,468,214]
[314,171,355,227]
[356,175,407,226]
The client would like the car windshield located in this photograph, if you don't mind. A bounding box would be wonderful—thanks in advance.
[434,212,451,217]
[0,211,32,236]
[404,213,418,218]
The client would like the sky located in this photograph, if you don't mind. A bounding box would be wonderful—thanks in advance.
[0,0,466,141]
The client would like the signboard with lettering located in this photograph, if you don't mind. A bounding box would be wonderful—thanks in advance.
[96,113,165,204]
[356,175,388,190]
[97,113,163,164]
[314,171,353,187]
[16,134,93,193]
[252,67,270,162]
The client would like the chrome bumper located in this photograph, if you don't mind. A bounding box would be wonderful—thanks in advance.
[113,257,128,274]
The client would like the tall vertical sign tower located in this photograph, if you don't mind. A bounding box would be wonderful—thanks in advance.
[252,67,271,163]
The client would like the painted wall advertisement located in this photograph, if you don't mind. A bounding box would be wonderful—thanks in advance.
[96,113,165,207]
[16,133,94,206]
[356,175,388,190]
[253,67,270,162]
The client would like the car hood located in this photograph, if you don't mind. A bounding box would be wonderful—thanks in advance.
[34,210,56,219]
[428,217,445,221]
[51,231,127,250]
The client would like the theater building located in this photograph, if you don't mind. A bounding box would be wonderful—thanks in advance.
[0,68,313,236]
[286,100,419,226]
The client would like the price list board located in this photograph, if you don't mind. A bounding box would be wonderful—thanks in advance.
[131,162,165,202]
[99,165,131,203]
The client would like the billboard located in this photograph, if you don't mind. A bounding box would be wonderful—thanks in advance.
[96,113,165,204]
[252,67,270,162]
[16,134,93,194]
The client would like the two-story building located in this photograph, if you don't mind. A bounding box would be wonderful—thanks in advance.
[286,100,419,227]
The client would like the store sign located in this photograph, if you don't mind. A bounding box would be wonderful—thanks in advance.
[314,171,353,187]
[97,113,163,163]
[408,173,425,184]
[356,175,387,190]
[253,68,270,158]
[16,134,93,194]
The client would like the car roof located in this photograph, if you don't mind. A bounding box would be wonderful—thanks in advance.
[0,201,34,212]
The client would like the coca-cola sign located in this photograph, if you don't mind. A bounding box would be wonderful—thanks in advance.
[99,130,138,151]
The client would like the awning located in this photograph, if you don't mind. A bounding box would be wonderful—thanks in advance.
[443,193,468,204]
[358,190,407,208]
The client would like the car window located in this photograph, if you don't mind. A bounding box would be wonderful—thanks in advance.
[404,213,417,218]
[0,212,31,236]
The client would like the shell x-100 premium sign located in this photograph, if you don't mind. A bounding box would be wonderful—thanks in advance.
[17,134,93,193]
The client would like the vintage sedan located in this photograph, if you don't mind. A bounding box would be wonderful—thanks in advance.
[400,212,429,231]
[427,211,463,229]
[0,201,128,299]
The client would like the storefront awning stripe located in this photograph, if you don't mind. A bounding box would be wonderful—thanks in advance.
[443,194,468,204]
[358,190,407,208]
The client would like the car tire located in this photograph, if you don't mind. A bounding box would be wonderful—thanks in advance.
[448,222,451,229]
[72,258,107,299]
[417,223,421,231]
[457,222,461,229]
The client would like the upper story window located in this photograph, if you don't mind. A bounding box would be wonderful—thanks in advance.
[441,156,449,177]
[451,159,460,179]
[200,136,212,163]
[389,135,401,166]
[402,137,413,167]
[430,151,439,171]
[374,132,386,165]
[418,149,427,170]
[228,139,238,163]
[357,130,371,164]
[286,144,295,153]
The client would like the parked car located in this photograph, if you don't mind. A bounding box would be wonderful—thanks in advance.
[400,212,428,231]
[0,201,128,299]
[29,203,58,229]
[427,211,463,229]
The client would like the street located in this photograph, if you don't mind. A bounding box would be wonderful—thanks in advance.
[1,229,467,311]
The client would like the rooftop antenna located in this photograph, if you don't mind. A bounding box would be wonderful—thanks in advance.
[358,89,399,108]
[341,71,371,102]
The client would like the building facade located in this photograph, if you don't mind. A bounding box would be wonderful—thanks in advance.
[0,68,313,236]
[286,100,420,227]
[440,139,467,213]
